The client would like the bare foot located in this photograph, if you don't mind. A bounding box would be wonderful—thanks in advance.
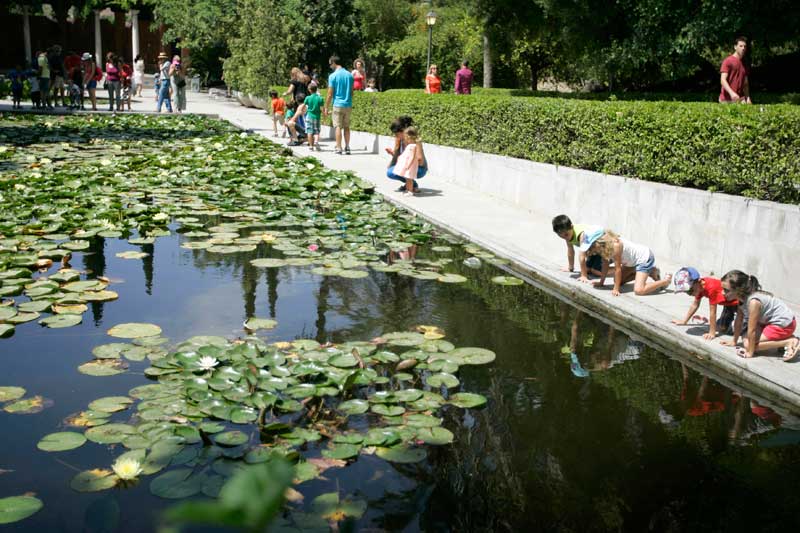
[783,337,800,362]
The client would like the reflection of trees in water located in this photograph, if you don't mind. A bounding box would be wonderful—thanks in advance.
[83,237,107,325]
[140,243,154,295]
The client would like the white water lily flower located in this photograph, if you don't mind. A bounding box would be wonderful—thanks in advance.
[111,457,143,480]
[198,356,219,371]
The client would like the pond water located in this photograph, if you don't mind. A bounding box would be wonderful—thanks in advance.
[1,114,800,532]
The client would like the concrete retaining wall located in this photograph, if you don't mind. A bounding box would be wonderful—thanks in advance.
[320,125,800,305]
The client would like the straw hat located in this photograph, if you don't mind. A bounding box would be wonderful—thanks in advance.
[158,52,168,59]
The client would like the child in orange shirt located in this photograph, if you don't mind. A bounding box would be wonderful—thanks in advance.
[671,267,738,340]
[269,90,286,137]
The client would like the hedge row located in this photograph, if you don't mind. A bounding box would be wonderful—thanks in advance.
[343,90,800,204]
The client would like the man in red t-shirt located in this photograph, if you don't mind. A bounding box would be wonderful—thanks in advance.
[719,36,751,103]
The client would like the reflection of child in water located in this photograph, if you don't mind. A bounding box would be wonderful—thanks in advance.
[387,245,417,264]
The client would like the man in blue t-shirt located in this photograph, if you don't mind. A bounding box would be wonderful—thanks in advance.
[324,55,354,155]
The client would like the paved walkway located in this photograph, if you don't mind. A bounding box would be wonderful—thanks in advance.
[4,88,800,414]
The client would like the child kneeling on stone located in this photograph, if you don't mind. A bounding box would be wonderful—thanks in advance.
[587,231,672,296]
[671,267,738,340]
[551,214,604,282]
[719,270,799,361]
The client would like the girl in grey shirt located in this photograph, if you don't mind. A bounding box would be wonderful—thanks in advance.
[720,270,798,361]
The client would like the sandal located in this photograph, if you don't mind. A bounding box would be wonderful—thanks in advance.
[690,315,709,324]
[782,337,800,362]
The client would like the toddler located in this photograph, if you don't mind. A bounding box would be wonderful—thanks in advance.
[269,90,286,137]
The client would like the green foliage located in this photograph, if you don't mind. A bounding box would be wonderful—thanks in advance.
[349,90,800,203]
[163,455,293,531]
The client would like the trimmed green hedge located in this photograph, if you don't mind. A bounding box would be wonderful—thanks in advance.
[345,90,800,204]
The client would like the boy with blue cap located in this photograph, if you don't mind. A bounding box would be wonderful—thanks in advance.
[671,267,738,339]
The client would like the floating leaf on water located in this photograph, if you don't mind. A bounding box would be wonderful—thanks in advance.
[449,392,488,408]
[0,386,26,402]
[3,395,52,414]
[491,276,524,286]
[149,469,203,499]
[426,372,460,389]
[404,414,443,427]
[39,314,82,328]
[249,258,287,268]
[87,396,133,413]
[310,492,368,522]
[381,331,425,347]
[70,469,118,492]
[337,269,369,279]
[91,343,128,359]
[37,431,87,452]
[431,246,452,253]
[447,347,496,365]
[78,359,128,376]
[243,317,277,331]
[338,399,369,415]
[85,424,136,444]
[52,303,88,315]
[107,322,162,339]
[321,443,362,460]
[17,300,52,313]
[0,495,44,524]
[0,307,18,321]
[437,273,468,283]
[414,427,455,445]
[375,445,427,463]
[371,404,405,416]
[115,251,149,260]
[215,431,249,447]
[6,311,40,324]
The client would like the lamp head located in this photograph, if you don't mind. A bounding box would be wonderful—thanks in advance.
[426,11,437,26]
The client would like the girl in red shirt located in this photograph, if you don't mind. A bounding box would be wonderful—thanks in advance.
[425,65,441,94]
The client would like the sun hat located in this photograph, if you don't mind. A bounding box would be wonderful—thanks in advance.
[158,52,168,59]
[673,267,701,292]
[81,52,92,61]
[577,227,604,253]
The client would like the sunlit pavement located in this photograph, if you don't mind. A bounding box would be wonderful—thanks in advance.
[3,85,800,413]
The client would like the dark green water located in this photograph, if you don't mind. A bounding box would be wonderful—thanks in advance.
[1,226,800,532]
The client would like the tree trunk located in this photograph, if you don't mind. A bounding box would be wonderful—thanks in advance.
[528,61,539,91]
[482,33,492,88]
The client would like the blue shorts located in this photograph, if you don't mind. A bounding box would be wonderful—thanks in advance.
[586,254,602,272]
[635,253,656,273]
[87,80,97,90]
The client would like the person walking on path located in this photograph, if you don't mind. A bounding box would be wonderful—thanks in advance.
[156,52,173,113]
[81,53,98,111]
[324,55,354,155]
[719,270,799,360]
[720,36,751,104]
[425,64,441,94]
[133,55,145,97]
[37,51,52,109]
[170,55,187,113]
[352,59,366,91]
[454,60,473,95]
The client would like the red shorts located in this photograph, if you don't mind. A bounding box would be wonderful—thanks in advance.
[762,318,796,341]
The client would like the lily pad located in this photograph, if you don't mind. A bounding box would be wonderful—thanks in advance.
[88,396,133,413]
[0,386,26,402]
[426,372,460,389]
[70,469,119,492]
[243,318,277,331]
[321,443,362,460]
[215,431,249,447]
[449,392,488,408]
[85,423,137,444]
[338,399,369,415]
[414,426,455,445]
[448,347,496,365]
[39,314,82,328]
[107,322,162,339]
[78,359,128,376]
[3,395,52,414]
[437,273,467,283]
[0,495,43,524]
[491,276,524,286]
[37,431,87,452]
[375,445,427,463]
[149,468,203,499]
[115,251,149,259]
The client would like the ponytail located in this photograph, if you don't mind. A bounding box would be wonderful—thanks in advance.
[721,270,762,298]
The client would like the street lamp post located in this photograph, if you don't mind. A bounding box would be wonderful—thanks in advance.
[426,10,437,74]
